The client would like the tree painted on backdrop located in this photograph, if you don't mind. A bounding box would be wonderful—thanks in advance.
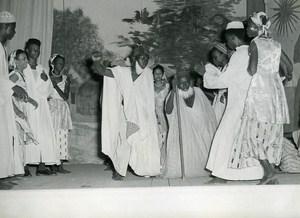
[52,8,114,83]
[116,0,243,69]
[52,8,114,116]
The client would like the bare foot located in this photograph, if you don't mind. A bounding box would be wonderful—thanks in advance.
[104,165,113,171]
[205,177,227,184]
[257,173,277,185]
[266,178,279,185]
[112,171,124,181]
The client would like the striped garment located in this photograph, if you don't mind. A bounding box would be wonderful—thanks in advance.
[279,138,300,173]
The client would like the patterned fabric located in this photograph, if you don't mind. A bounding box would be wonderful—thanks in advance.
[48,75,73,130]
[154,83,170,165]
[204,46,263,180]
[229,37,288,169]
[229,118,283,169]
[48,75,72,161]
[244,37,289,124]
[56,130,69,160]
[280,138,300,173]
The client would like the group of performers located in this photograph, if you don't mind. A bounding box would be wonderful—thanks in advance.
[0,11,72,188]
[1,9,298,187]
[93,11,294,185]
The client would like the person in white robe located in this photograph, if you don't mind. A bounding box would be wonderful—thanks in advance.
[0,11,26,180]
[162,70,217,178]
[9,49,39,177]
[210,43,229,125]
[203,21,264,183]
[92,46,161,180]
[23,38,59,175]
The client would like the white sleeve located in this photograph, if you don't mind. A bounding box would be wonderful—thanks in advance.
[204,52,249,89]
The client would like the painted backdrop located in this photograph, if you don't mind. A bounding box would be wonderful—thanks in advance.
[51,0,246,163]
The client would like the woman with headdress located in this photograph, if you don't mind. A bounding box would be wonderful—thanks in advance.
[229,12,293,185]
[152,64,170,166]
[8,49,38,176]
[48,54,72,173]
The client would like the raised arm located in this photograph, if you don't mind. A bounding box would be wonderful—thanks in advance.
[91,51,114,78]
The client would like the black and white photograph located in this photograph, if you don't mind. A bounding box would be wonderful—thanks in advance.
[0,0,300,217]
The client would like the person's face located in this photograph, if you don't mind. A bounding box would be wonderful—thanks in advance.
[195,77,203,87]
[16,53,28,70]
[136,54,149,69]
[225,34,238,50]
[26,43,40,60]
[6,23,16,40]
[212,50,225,67]
[54,57,65,72]
[178,76,190,91]
[153,68,163,82]
[246,19,259,38]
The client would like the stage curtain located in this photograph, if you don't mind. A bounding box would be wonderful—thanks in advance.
[0,0,53,68]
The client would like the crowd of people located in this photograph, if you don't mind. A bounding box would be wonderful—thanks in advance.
[94,11,296,185]
[1,9,299,187]
[0,11,72,188]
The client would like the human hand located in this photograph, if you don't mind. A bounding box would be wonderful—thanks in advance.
[12,85,28,101]
[220,92,227,104]
[41,70,48,81]
[194,63,206,76]
[28,98,38,109]
[16,109,26,119]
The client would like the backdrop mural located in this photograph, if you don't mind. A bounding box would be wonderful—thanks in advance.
[51,0,247,163]
[265,0,300,134]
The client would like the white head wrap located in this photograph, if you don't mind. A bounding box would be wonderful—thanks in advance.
[250,11,271,37]
[50,54,64,73]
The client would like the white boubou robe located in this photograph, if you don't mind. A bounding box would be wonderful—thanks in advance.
[23,64,59,164]
[101,66,161,177]
[212,64,228,125]
[204,45,264,180]
[0,43,23,178]
[163,87,217,178]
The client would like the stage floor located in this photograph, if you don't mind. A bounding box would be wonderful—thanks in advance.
[1,164,300,218]
[2,164,300,190]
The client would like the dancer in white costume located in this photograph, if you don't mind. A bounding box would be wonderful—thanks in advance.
[163,70,217,178]
[210,43,229,125]
[92,46,161,180]
[204,21,264,183]
[23,38,59,175]
[229,12,292,185]
[8,49,38,177]
[0,11,27,180]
